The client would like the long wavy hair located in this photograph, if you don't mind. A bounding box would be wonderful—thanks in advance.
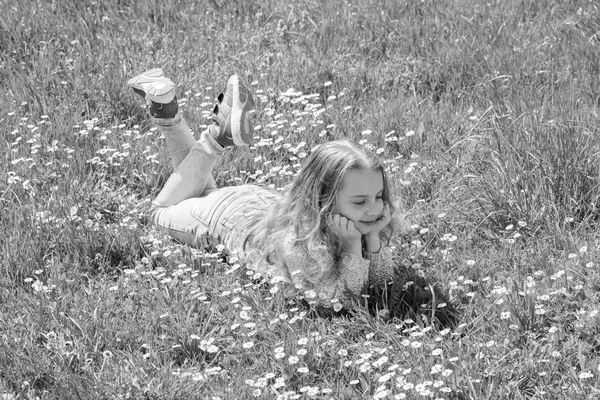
[244,139,395,286]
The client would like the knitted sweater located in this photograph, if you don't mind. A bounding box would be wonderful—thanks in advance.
[282,238,395,309]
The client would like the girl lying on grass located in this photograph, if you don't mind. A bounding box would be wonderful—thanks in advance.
[128,69,397,310]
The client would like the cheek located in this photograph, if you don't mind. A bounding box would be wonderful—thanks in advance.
[334,202,346,215]
[335,204,355,221]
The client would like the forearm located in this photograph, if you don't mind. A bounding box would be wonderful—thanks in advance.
[365,244,395,286]
[315,252,369,307]
[364,233,382,253]
[340,239,363,257]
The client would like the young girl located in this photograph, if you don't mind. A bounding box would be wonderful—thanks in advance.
[128,68,397,309]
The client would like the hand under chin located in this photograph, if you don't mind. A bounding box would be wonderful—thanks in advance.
[355,222,374,235]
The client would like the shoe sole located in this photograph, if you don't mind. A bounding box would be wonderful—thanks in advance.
[128,68,176,104]
[229,75,254,146]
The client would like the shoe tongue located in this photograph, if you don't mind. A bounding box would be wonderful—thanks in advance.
[132,88,146,98]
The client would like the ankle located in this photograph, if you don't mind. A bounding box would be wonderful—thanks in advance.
[202,130,227,154]
[149,98,179,119]
[209,123,233,147]
[152,113,182,127]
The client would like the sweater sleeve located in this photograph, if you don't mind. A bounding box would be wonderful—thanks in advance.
[319,252,370,308]
[280,234,396,309]
[364,244,395,287]
[283,242,369,309]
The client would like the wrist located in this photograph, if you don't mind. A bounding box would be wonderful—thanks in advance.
[364,233,381,253]
[341,238,362,256]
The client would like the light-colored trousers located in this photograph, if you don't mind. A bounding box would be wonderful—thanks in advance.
[150,115,279,256]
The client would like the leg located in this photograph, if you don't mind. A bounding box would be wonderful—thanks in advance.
[128,69,218,189]
[149,194,221,248]
[128,69,257,241]
[150,186,263,249]
[154,131,225,207]
[153,114,198,169]
[127,69,199,169]
[150,198,207,247]
[153,115,217,193]
[151,185,279,252]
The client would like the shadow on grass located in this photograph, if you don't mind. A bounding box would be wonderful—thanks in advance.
[362,265,461,329]
[306,264,461,329]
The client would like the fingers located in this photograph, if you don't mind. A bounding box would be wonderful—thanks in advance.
[328,213,341,232]
[345,217,356,232]
[329,213,360,237]
[381,202,391,218]
[333,214,353,231]
[378,203,391,222]
[369,203,392,235]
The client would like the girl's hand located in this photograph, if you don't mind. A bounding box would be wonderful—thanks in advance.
[364,203,392,253]
[328,213,362,255]
[370,203,392,236]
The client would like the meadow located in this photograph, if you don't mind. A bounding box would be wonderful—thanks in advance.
[2,0,600,398]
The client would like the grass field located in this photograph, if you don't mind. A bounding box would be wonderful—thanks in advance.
[2,0,600,398]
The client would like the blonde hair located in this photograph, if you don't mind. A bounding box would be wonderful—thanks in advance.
[244,139,395,286]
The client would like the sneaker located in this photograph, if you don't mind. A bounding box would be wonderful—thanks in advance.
[227,74,255,146]
[210,102,234,147]
[128,68,178,119]
[215,91,232,122]
[212,91,233,143]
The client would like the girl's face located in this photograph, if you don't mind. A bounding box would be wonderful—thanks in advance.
[335,168,385,235]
